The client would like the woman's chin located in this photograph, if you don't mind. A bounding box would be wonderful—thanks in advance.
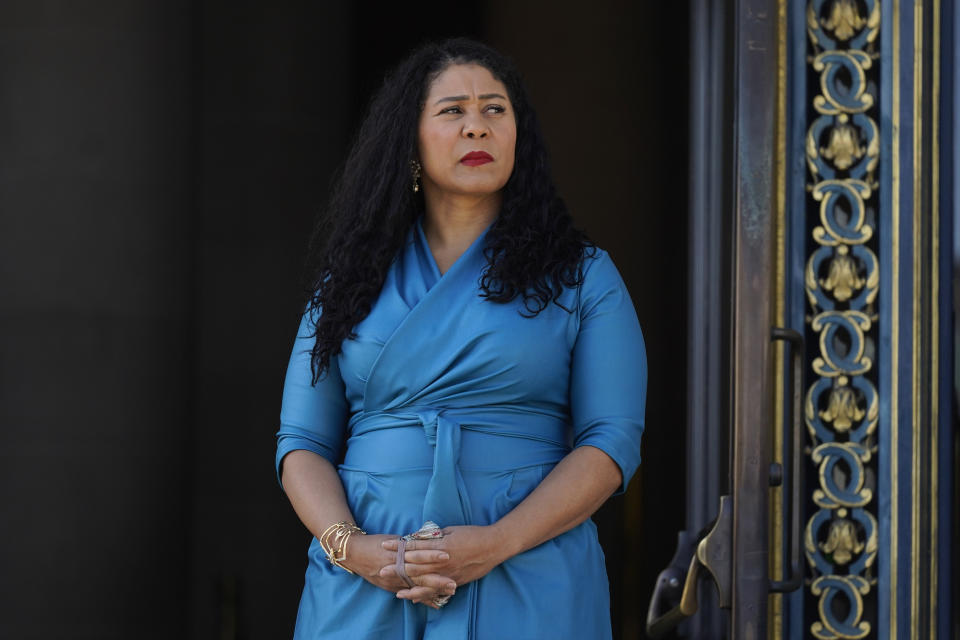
[433,180,508,199]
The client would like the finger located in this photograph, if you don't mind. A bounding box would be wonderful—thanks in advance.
[379,564,397,578]
[396,586,431,600]
[398,561,448,578]
[379,565,452,592]
[390,572,456,594]
[382,535,445,550]
[414,573,458,593]
[378,564,417,583]
[396,538,445,552]
[403,550,450,564]
[406,592,440,610]
[397,585,451,602]
[373,565,414,592]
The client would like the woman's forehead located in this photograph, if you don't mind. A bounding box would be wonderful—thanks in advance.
[426,64,508,100]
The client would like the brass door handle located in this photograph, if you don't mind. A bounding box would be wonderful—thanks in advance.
[646,496,733,638]
[646,530,700,638]
[647,552,703,638]
[697,495,732,608]
[769,327,804,592]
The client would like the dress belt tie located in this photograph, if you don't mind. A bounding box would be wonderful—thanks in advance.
[416,408,473,528]
[414,408,479,638]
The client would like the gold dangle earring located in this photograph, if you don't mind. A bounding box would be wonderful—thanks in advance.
[410,159,421,193]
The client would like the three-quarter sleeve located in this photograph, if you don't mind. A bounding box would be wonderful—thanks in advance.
[274,305,349,487]
[569,250,648,494]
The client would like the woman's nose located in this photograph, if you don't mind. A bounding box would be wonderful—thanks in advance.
[462,117,488,138]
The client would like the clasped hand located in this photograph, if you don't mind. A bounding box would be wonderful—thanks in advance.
[343,526,506,609]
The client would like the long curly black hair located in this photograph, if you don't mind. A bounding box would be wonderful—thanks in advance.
[303,37,592,384]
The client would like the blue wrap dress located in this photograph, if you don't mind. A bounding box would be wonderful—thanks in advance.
[275,217,647,640]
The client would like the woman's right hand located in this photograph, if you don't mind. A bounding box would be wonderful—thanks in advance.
[341,533,457,609]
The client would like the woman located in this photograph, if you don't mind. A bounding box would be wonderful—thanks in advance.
[276,37,647,639]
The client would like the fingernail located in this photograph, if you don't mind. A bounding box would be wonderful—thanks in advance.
[446,583,456,591]
[439,552,449,560]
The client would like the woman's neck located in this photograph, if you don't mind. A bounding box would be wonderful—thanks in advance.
[421,188,501,275]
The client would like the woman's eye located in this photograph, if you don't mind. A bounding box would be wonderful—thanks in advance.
[438,105,505,115]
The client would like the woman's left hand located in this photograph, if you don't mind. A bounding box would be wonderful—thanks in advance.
[379,525,510,602]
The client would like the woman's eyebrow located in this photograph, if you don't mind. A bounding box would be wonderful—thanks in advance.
[433,93,508,105]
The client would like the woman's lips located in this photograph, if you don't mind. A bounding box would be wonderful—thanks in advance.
[460,151,494,166]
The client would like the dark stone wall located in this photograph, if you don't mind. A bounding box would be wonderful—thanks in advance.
[187,3,354,637]
[0,2,196,637]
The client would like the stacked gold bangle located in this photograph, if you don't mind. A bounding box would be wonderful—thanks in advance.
[319,521,366,574]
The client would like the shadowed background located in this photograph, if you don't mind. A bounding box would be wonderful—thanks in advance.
[0,2,688,637]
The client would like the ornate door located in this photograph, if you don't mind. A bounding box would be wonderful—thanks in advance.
[644,0,955,638]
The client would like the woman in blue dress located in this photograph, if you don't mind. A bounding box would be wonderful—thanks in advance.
[276,38,647,639]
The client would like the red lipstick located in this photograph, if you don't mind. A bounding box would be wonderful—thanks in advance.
[460,150,494,166]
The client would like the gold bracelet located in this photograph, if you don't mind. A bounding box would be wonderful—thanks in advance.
[318,521,366,574]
